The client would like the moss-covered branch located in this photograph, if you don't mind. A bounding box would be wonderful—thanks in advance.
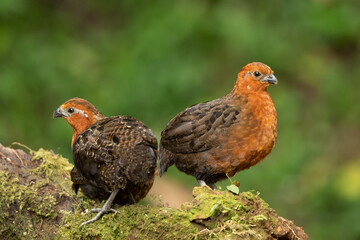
[0,144,308,239]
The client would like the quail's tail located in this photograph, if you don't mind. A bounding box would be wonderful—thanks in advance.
[158,142,174,177]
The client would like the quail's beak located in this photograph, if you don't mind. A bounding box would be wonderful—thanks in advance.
[53,107,66,118]
[261,74,278,85]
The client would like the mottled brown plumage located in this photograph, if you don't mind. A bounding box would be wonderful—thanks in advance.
[159,62,277,189]
[54,98,157,225]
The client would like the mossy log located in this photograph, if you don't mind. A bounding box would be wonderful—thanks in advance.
[0,143,308,239]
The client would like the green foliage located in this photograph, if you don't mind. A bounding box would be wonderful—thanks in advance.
[227,184,240,195]
[1,1,360,239]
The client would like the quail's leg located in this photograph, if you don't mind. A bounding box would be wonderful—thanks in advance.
[207,183,217,190]
[198,180,206,187]
[80,189,120,226]
[197,180,217,190]
[128,190,136,204]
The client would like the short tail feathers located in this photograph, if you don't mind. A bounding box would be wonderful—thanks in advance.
[70,167,87,195]
[158,142,174,177]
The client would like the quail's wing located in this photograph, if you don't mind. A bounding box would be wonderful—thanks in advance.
[73,116,156,163]
[160,97,243,154]
[73,116,157,188]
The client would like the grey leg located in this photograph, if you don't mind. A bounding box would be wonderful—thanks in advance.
[128,191,136,204]
[207,183,217,190]
[198,180,206,186]
[198,180,217,190]
[80,189,120,226]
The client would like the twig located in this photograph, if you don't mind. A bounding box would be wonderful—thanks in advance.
[226,173,233,184]
[50,150,56,157]
[11,149,24,165]
[10,142,33,153]
[0,151,20,167]
[285,221,300,240]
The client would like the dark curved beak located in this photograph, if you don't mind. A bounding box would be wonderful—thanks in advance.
[261,74,278,85]
[53,107,65,118]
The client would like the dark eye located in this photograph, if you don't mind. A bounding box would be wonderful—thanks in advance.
[254,71,261,77]
[68,108,74,113]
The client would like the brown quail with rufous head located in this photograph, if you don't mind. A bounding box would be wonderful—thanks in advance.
[159,62,277,189]
[54,98,157,225]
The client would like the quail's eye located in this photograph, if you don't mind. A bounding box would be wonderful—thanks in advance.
[68,108,74,114]
[254,71,261,77]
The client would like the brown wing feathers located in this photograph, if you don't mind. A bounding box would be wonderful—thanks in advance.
[72,116,157,195]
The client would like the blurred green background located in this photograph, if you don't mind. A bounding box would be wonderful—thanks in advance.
[1,0,360,239]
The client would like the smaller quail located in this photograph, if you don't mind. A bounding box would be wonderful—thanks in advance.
[54,98,157,225]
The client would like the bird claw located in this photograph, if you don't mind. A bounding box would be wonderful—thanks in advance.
[85,208,102,215]
[81,208,120,226]
[86,208,120,214]
[109,208,120,214]
[80,189,120,226]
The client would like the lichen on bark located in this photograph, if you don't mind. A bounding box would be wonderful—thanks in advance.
[0,143,308,239]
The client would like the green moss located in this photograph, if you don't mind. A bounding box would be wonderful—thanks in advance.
[0,172,58,239]
[186,187,242,224]
[0,171,21,209]
[56,186,281,239]
[58,204,198,239]
[0,171,57,217]
[0,148,78,239]
[182,187,278,239]
[252,214,268,222]
[31,148,73,193]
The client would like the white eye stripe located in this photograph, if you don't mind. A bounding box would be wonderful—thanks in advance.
[69,108,89,118]
[77,109,88,118]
